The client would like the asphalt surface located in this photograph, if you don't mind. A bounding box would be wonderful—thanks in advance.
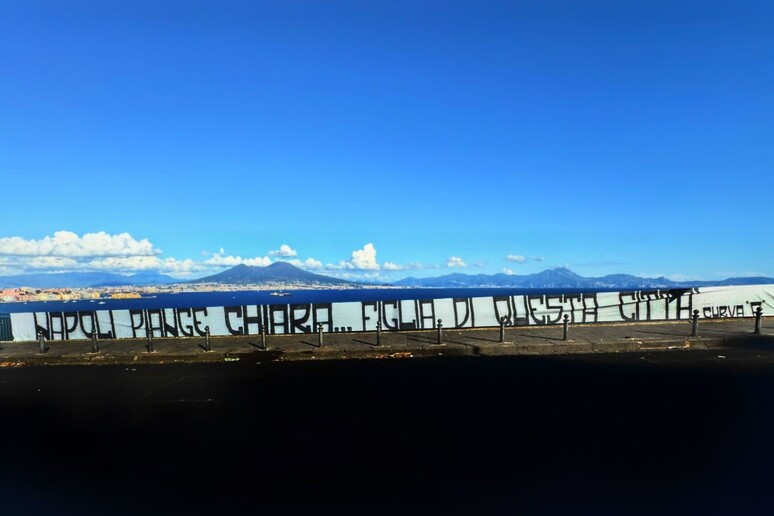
[2,343,774,515]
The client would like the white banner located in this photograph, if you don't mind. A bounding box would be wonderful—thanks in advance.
[8,285,774,342]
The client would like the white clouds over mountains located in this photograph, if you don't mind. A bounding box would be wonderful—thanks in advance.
[0,231,158,257]
[446,256,467,268]
[0,231,497,279]
[327,243,380,270]
[0,233,409,278]
[205,249,273,267]
[0,232,205,276]
[269,244,297,257]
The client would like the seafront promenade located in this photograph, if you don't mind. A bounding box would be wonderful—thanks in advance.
[1,317,770,367]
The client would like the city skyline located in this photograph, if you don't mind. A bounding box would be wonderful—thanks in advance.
[1,2,772,281]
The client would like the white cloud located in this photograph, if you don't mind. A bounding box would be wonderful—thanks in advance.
[26,256,80,269]
[350,243,379,270]
[383,262,407,271]
[328,243,381,270]
[87,256,161,271]
[532,256,546,262]
[506,254,526,263]
[446,256,467,268]
[85,256,207,276]
[0,231,158,257]
[325,270,383,281]
[503,268,515,275]
[269,244,298,257]
[204,249,272,267]
[288,257,323,270]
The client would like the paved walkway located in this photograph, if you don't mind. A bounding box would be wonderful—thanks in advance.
[0,317,770,367]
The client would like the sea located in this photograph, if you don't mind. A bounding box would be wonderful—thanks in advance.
[0,286,617,314]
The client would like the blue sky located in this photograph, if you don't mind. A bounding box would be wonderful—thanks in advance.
[0,0,772,281]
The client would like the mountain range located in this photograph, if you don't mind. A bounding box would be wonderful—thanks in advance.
[190,262,358,286]
[392,268,774,289]
[0,271,177,289]
[0,262,771,289]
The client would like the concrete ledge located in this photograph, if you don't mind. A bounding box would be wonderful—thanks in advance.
[0,318,769,368]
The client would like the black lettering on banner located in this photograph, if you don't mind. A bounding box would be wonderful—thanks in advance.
[33,313,50,340]
[703,305,746,319]
[78,311,97,335]
[509,296,529,326]
[453,298,475,328]
[544,295,565,325]
[638,291,656,321]
[243,305,261,334]
[145,309,164,338]
[667,289,696,320]
[269,305,288,334]
[492,296,512,325]
[527,295,549,325]
[578,293,599,323]
[192,307,208,336]
[130,309,145,338]
[63,311,79,339]
[47,312,67,340]
[398,300,417,330]
[564,294,581,323]
[162,308,178,337]
[381,301,399,330]
[313,304,333,333]
[619,292,638,322]
[176,308,194,337]
[418,300,435,329]
[224,306,244,335]
[620,291,668,323]
[526,295,565,325]
[88,310,116,339]
[361,301,379,331]
[290,304,312,333]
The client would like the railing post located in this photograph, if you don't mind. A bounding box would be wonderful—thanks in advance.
[691,309,700,337]
[204,326,211,352]
[437,319,443,345]
[562,314,570,341]
[376,320,381,346]
[754,306,763,335]
[317,322,324,347]
[499,316,507,343]
[146,326,154,352]
[261,325,267,350]
[91,329,99,353]
[37,331,46,354]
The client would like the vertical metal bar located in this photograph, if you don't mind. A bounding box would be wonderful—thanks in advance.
[754,307,763,335]
[38,331,46,354]
[562,314,570,341]
[437,319,443,345]
[91,329,98,353]
[205,326,211,352]
[317,323,323,347]
[261,326,267,350]
[691,310,700,337]
[147,326,154,352]
[499,316,507,343]
[376,320,381,346]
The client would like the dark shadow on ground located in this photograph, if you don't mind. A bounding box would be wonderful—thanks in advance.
[718,335,774,351]
[352,339,378,347]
